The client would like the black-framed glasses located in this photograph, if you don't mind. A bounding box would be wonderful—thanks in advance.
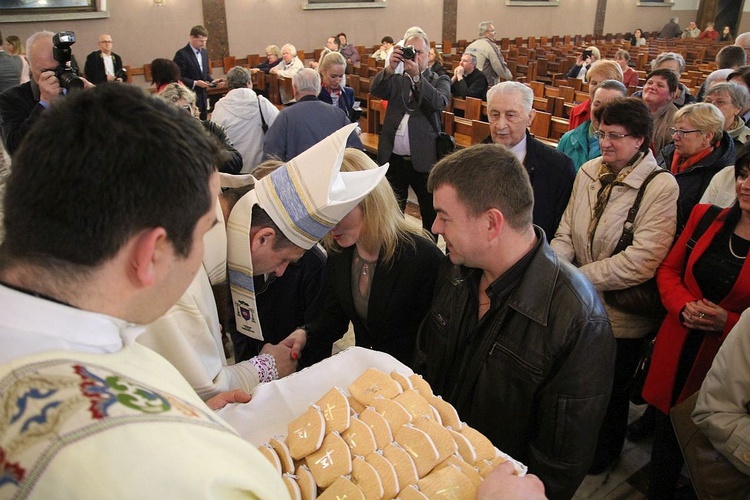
[670,127,702,138]
[593,131,632,142]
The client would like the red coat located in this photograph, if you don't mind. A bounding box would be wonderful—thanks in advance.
[568,99,590,130]
[643,204,750,413]
[623,67,639,89]
[699,30,719,42]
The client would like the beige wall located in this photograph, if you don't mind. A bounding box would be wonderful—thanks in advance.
[225,2,441,60]
[0,0,203,86]
[0,0,738,76]
[459,0,597,40]
[603,7,698,36]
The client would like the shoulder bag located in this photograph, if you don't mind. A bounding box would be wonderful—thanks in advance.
[427,72,455,160]
[671,392,750,499]
[603,169,670,319]
[257,98,268,133]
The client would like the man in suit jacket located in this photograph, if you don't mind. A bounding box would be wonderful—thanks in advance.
[485,82,575,241]
[83,34,127,85]
[173,25,215,120]
[370,27,451,234]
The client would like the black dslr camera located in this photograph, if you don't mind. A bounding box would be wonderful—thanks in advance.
[401,45,416,61]
[52,31,84,91]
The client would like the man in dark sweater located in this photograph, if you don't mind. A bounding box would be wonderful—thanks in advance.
[450,52,488,101]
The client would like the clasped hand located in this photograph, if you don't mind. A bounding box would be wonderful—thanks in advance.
[681,299,728,332]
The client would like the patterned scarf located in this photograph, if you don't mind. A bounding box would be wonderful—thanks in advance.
[588,152,645,251]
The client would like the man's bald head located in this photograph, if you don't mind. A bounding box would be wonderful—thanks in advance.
[98,34,113,55]
[26,31,56,83]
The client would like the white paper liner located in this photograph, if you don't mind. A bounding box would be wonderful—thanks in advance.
[217,346,527,476]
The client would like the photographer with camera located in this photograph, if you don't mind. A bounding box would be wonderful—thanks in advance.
[0,31,92,156]
[566,46,601,82]
[370,26,450,236]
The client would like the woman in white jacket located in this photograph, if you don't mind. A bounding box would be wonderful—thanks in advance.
[693,307,750,479]
[211,66,279,173]
[551,97,679,473]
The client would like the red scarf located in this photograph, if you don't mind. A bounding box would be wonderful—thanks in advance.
[324,85,342,98]
[670,145,715,174]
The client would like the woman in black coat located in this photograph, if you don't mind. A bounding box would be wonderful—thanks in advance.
[293,149,444,366]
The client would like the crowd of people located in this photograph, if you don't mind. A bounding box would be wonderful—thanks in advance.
[1,17,750,500]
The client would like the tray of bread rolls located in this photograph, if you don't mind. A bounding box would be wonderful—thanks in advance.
[218,347,526,499]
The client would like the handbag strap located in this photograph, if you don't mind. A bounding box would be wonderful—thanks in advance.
[685,204,722,262]
[257,98,268,133]
[611,168,670,255]
[426,72,445,135]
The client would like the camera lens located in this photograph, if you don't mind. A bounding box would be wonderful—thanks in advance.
[56,67,84,91]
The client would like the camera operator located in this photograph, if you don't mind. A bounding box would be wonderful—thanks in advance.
[370,26,450,236]
[0,31,93,156]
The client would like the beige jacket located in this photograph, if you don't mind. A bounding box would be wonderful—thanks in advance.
[551,151,679,338]
[694,308,750,476]
[653,102,678,156]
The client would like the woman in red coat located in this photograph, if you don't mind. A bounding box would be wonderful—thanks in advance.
[642,156,750,497]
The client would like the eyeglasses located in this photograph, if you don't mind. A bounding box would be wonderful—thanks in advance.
[593,131,632,142]
[669,127,702,138]
[180,104,193,114]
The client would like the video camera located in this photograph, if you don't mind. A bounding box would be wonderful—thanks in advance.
[52,31,84,91]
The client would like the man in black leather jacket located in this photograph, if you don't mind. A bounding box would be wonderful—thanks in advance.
[415,144,615,500]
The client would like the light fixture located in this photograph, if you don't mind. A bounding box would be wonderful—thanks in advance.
[154,0,164,5]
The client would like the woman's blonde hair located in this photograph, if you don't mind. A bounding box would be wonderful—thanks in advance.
[587,59,623,83]
[5,35,25,55]
[323,149,430,265]
[319,51,346,75]
[674,102,725,143]
[265,45,282,58]
[157,83,199,118]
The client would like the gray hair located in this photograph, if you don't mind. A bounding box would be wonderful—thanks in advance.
[26,31,54,68]
[594,79,628,96]
[226,66,253,90]
[705,69,735,89]
[463,53,478,67]
[478,21,494,37]
[671,17,679,23]
[706,82,750,110]
[403,26,429,47]
[293,68,321,95]
[487,81,533,114]
[735,32,750,49]
[281,43,297,57]
[651,52,686,75]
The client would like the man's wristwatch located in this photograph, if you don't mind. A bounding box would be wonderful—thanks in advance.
[412,73,421,84]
